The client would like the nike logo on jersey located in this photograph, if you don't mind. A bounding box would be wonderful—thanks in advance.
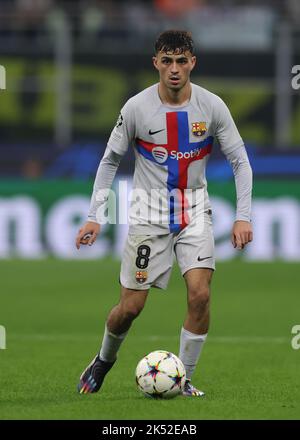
[149,128,165,135]
[197,256,212,262]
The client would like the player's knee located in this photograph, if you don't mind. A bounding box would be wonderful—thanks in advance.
[122,301,144,321]
[188,286,210,312]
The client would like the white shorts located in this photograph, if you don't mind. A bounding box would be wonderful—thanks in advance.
[120,211,215,291]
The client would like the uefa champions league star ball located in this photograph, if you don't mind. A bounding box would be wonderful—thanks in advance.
[135,350,186,399]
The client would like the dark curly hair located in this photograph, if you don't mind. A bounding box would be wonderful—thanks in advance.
[155,30,194,55]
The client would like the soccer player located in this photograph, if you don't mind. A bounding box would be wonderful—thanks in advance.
[76,30,253,397]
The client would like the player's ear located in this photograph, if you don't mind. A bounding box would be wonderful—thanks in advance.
[191,56,196,71]
[152,56,159,71]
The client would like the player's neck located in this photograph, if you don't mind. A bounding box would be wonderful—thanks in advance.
[158,82,192,107]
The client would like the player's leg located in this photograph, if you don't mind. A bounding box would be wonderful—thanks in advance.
[100,286,149,361]
[175,210,215,396]
[183,267,213,335]
[78,286,148,394]
[178,268,213,396]
[78,233,173,394]
[103,232,172,369]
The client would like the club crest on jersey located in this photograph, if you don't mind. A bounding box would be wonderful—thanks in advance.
[192,122,207,137]
[152,146,168,164]
[135,270,148,284]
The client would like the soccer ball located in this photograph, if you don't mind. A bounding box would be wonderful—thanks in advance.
[135,350,186,399]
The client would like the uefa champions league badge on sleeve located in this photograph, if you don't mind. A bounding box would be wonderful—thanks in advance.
[116,113,123,128]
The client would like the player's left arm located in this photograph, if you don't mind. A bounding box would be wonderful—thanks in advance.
[213,96,253,250]
[232,220,253,250]
[226,146,253,250]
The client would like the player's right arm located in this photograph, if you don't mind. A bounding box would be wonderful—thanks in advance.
[76,100,135,249]
[75,221,101,249]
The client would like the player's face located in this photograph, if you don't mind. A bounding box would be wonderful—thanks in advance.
[153,50,196,91]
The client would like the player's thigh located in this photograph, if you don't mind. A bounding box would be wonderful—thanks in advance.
[120,234,174,291]
[175,211,215,276]
[183,267,214,298]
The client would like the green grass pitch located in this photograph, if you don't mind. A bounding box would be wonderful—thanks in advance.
[0,259,299,420]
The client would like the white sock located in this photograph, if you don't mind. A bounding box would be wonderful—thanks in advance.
[179,327,207,381]
[99,324,128,363]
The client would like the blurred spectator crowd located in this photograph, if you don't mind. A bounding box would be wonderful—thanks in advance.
[0,0,299,49]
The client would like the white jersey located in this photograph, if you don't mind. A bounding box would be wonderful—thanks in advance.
[104,82,244,234]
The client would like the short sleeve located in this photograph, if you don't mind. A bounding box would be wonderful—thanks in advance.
[107,99,135,156]
[213,96,244,155]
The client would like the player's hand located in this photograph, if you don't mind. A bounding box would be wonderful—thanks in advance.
[76,221,100,249]
[231,220,253,250]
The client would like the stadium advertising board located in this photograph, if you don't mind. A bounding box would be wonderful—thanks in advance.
[0,178,299,261]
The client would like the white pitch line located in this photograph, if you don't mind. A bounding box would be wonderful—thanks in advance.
[7,334,289,344]
[146,335,289,344]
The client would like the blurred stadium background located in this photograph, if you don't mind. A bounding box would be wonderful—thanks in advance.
[1,0,300,420]
[0,0,300,260]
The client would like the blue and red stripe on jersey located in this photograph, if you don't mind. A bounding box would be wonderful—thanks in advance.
[136,111,213,233]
